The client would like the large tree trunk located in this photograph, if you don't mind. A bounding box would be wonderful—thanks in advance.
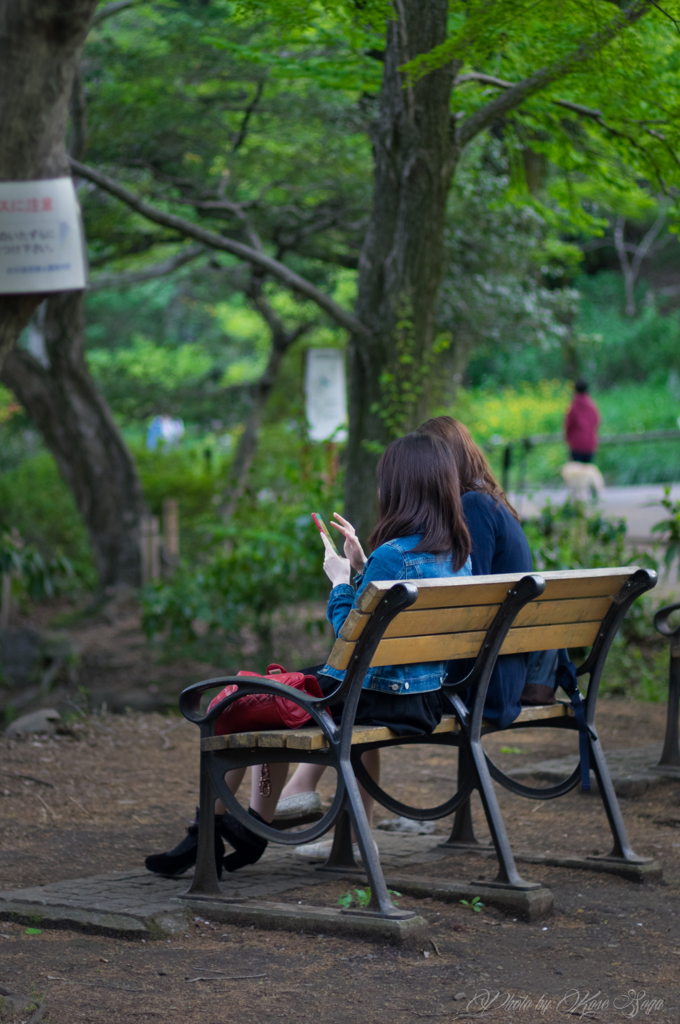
[344,0,458,542]
[0,0,98,368]
[0,292,147,588]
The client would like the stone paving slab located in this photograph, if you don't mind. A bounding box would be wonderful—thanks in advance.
[0,831,551,941]
[5,739,662,942]
[508,742,675,798]
[0,833,445,940]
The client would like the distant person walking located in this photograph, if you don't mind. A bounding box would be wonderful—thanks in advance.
[565,379,600,463]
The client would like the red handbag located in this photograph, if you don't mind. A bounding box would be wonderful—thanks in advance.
[207,664,325,736]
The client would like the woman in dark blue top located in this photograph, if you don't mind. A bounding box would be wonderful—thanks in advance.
[417,417,533,728]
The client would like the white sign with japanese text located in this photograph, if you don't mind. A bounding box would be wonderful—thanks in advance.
[305,348,348,442]
[0,178,87,294]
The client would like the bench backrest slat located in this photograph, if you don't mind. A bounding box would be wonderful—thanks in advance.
[354,567,634,614]
[327,620,602,671]
[340,595,613,643]
[326,568,635,672]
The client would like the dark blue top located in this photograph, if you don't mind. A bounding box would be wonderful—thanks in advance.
[446,491,533,728]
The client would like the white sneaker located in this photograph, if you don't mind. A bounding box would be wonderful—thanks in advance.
[274,791,323,821]
[294,839,333,861]
[293,838,380,864]
[355,838,380,865]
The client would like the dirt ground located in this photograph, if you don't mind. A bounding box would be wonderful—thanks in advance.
[1,697,679,1024]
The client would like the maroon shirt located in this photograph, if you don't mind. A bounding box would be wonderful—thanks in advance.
[565,393,600,454]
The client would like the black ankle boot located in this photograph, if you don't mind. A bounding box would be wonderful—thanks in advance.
[220,808,268,872]
[145,810,225,878]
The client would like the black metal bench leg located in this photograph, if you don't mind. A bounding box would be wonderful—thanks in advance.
[337,757,413,919]
[588,728,651,865]
[316,808,361,873]
[439,797,491,850]
[470,738,540,891]
[659,641,680,768]
[186,752,221,896]
[439,747,491,851]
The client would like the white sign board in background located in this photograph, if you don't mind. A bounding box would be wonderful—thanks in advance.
[0,178,87,294]
[305,348,348,442]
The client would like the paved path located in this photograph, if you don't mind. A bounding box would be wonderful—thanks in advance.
[508,484,680,541]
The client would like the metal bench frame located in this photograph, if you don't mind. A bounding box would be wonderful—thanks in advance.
[179,567,657,920]
[358,567,658,882]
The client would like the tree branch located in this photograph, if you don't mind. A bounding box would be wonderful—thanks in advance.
[218,285,316,521]
[232,80,265,154]
[88,243,205,291]
[70,159,368,337]
[456,1,651,150]
[91,0,141,27]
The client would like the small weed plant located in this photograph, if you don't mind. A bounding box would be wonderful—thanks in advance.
[337,888,401,909]
[460,896,485,913]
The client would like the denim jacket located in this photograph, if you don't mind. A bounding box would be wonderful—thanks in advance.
[321,535,472,695]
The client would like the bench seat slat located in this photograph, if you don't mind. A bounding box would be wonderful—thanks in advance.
[328,619,602,671]
[340,596,613,642]
[199,705,573,752]
[355,568,635,614]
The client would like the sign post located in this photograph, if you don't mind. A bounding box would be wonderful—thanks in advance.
[0,178,87,294]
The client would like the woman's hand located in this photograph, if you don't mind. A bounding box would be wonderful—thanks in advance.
[331,513,367,573]
[321,533,351,588]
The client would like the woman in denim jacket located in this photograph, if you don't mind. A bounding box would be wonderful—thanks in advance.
[271,433,472,861]
[146,433,471,876]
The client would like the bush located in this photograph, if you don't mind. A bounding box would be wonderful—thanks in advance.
[0,529,76,604]
[0,453,95,586]
[523,497,630,571]
[141,510,328,664]
[523,497,668,701]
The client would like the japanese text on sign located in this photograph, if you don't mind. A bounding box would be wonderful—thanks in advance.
[0,178,87,294]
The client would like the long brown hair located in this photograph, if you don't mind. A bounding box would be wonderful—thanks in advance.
[417,416,521,522]
[368,433,471,571]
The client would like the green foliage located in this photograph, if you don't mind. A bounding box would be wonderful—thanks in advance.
[140,514,324,660]
[520,497,669,702]
[575,273,680,388]
[448,381,680,488]
[460,896,484,913]
[407,2,680,223]
[0,454,95,586]
[650,486,680,576]
[0,529,75,602]
[438,139,580,391]
[599,634,668,703]
[524,498,630,572]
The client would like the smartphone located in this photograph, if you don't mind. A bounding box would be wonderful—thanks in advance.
[311,512,338,553]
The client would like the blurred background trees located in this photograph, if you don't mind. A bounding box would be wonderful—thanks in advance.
[1,0,680,638]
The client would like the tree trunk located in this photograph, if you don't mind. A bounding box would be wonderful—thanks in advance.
[218,343,288,522]
[0,292,147,588]
[219,291,313,522]
[344,0,458,542]
[0,0,98,368]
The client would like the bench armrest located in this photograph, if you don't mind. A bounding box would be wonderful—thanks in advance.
[655,602,680,639]
[178,675,329,728]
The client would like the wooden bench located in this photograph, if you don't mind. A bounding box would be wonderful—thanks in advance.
[179,565,656,921]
